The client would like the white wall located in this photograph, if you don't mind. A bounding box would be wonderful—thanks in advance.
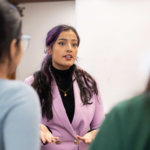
[17,1,75,81]
[76,0,150,113]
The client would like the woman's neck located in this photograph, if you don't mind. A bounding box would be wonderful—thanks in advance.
[51,63,75,79]
[52,61,70,70]
[0,64,8,79]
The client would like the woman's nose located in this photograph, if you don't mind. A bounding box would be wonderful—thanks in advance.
[66,43,72,51]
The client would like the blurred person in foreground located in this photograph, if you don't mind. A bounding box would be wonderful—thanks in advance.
[89,77,150,150]
[0,0,41,150]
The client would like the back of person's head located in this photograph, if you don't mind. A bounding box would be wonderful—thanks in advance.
[0,0,23,75]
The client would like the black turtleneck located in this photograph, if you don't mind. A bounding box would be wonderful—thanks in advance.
[51,64,75,123]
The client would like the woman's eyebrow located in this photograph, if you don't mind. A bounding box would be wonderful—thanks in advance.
[72,39,78,42]
[58,38,67,41]
[58,38,78,42]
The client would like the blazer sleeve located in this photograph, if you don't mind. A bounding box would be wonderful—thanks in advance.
[90,82,105,130]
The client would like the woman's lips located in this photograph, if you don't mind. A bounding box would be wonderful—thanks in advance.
[63,55,73,60]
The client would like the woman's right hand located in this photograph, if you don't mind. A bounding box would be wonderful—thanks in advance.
[40,124,59,144]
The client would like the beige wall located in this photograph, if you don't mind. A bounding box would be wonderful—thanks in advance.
[17,1,75,81]
[76,0,150,113]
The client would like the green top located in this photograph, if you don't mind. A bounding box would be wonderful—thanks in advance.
[89,94,150,150]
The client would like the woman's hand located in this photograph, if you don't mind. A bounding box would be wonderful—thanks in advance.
[76,130,98,144]
[40,124,59,144]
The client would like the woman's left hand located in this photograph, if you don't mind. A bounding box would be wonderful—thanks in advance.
[76,130,98,144]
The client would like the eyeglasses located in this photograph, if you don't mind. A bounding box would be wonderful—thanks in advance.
[22,35,31,51]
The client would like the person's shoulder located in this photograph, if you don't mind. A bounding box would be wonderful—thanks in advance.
[114,95,143,110]
[12,80,40,108]
[8,80,37,98]
[0,80,39,110]
[7,80,38,101]
[107,95,145,119]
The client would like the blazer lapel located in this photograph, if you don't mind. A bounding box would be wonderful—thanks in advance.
[52,79,76,138]
[71,75,83,131]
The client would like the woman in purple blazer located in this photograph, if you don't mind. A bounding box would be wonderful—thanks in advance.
[25,25,105,150]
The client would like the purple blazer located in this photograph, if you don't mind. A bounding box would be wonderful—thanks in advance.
[25,74,105,150]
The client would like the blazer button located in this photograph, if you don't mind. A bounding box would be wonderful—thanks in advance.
[56,140,61,145]
[74,140,79,145]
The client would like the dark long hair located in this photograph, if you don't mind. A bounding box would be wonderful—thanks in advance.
[0,0,22,62]
[32,25,99,121]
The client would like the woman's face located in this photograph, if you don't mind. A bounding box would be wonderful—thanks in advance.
[8,38,23,74]
[50,30,78,70]
[14,39,23,67]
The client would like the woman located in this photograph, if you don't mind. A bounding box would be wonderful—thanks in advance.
[25,25,105,150]
[0,1,41,150]
[89,77,150,150]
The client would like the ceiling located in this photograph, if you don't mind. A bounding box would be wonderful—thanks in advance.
[9,0,74,4]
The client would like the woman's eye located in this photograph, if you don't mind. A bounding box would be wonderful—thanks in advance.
[58,42,65,46]
[73,44,78,47]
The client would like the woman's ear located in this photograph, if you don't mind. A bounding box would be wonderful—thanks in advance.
[47,46,52,55]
